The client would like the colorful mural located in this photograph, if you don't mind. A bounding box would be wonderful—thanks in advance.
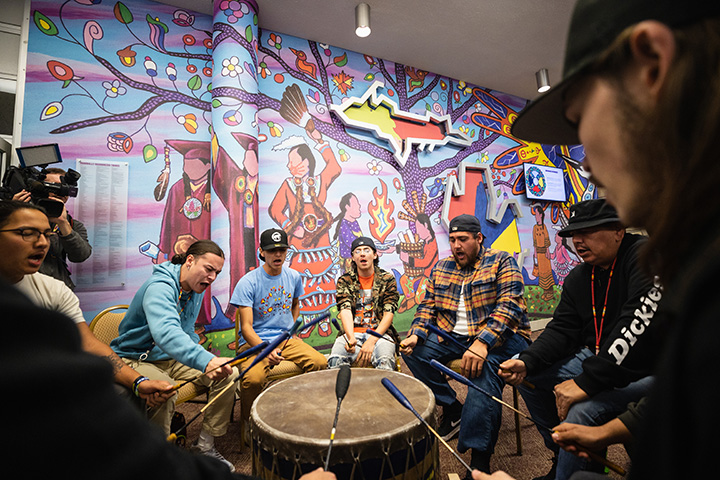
[21,0,591,356]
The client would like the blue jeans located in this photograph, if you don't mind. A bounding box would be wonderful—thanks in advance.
[402,330,530,454]
[327,332,396,370]
[518,348,654,480]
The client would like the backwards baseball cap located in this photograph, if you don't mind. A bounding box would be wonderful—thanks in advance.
[260,228,289,251]
[449,214,483,234]
[351,236,377,253]
[511,0,720,146]
[558,199,621,237]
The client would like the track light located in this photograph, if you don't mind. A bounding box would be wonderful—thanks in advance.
[355,3,371,38]
[536,68,550,93]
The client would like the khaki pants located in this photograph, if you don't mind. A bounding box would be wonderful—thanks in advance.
[236,338,327,422]
[123,358,238,437]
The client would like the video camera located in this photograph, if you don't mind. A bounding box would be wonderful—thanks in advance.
[0,143,81,218]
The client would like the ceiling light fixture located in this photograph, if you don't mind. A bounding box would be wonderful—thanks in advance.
[355,3,371,38]
[535,68,550,93]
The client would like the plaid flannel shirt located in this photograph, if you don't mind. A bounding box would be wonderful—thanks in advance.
[409,247,531,349]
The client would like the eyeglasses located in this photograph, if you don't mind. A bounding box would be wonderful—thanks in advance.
[352,247,375,255]
[0,228,57,242]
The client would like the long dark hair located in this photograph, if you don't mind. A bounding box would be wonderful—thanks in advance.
[291,144,316,177]
[333,192,356,241]
[590,17,720,283]
[171,239,225,264]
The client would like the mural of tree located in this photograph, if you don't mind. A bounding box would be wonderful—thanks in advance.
[22,0,593,345]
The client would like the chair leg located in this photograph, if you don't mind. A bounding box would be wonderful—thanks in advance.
[512,386,522,455]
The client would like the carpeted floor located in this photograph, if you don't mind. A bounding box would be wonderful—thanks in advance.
[175,356,630,480]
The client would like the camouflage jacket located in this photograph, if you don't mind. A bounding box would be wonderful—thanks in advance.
[336,265,399,329]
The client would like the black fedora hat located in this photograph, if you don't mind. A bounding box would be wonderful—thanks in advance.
[559,199,621,237]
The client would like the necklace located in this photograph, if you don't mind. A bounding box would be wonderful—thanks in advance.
[591,257,616,355]
[177,290,192,314]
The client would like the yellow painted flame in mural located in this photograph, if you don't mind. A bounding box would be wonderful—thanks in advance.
[368,178,396,243]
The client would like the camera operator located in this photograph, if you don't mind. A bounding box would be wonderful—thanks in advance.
[13,167,91,289]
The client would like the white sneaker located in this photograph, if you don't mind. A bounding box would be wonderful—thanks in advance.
[194,444,235,472]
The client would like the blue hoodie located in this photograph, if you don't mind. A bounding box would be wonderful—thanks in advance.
[111,262,215,371]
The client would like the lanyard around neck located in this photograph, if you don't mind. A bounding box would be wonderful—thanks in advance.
[591,257,616,355]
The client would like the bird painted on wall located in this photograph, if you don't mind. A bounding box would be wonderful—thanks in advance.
[289,47,317,79]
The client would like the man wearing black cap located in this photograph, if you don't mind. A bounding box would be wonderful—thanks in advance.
[230,228,327,426]
[328,236,399,370]
[400,213,532,476]
[480,1,720,479]
[499,199,658,480]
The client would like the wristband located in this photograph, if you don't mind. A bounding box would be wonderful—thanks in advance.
[132,376,149,397]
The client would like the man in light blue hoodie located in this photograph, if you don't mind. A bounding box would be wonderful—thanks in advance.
[112,240,237,471]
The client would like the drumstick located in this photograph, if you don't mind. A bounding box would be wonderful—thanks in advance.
[381,377,472,474]
[170,341,269,391]
[365,327,392,342]
[425,324,535,389]
[293,311,331,337]
[166,376,237,443]
[324,364,351,471]
[166,331,291,443]
[270,312,332,369]
[428,360,626,476]
[331,317,350,346]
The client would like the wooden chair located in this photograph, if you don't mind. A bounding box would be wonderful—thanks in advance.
[88,305,208,405]
[446,358,523,455]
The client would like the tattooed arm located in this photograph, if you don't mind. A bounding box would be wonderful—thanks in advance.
[76,322,175,407]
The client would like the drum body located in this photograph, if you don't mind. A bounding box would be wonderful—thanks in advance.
[250,369,438,479]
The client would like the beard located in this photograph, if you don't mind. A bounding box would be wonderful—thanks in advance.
[611,80,667,233]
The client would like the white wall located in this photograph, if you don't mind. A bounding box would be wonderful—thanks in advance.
[0,0,29,165]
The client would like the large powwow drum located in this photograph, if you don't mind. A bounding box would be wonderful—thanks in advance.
[250,369,438,479]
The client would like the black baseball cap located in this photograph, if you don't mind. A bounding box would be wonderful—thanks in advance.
[351,236,377,253]
[511,0,720,146]
[260,228,289,251]
[449,214,483,234]
[559,199,621,237]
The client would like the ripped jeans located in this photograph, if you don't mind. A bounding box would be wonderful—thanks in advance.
[327,332,396,370]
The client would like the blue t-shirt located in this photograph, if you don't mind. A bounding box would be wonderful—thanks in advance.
[230,266,303,345]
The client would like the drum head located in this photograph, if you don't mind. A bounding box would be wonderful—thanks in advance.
[250,369,436,466]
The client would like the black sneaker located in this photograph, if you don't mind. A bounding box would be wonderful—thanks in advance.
[533,455,557,480]
[437,403,462,441]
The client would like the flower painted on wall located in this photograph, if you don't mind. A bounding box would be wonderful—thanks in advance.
[116,46,137,67]
[221,56,242,78]
[223,108,242,126]
[177,113,198,134]
[267,121,283,137]
[47,60,82,88]
[144,56,157,77]
[40,101,63,121]
[107,132,133,153]
[219,0,250,24]
[172,10,195,27]
[166,63,177,81]
[103,80,127,98]
[367,159,382,175]
[258,61,271,79]
[268,33,282,50]
[146,14,168,52]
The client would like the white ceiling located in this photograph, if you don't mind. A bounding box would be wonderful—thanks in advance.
[154,0,576,101]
